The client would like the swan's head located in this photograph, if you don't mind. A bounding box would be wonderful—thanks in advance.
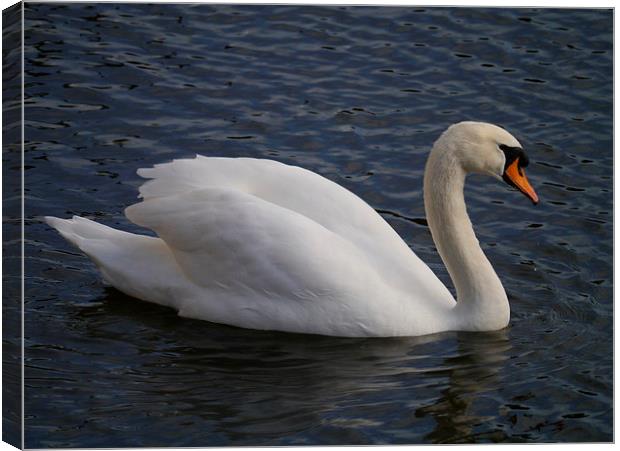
[437,121,539,204]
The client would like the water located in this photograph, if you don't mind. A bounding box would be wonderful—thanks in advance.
[15,4,612,446]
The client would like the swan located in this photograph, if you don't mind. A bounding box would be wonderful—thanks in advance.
[45,121,538,337]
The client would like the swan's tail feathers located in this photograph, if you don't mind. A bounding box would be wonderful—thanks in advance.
[45,216,118,247]
[45,216,187,309]
[44,215,137,274]
[44,215,143,255]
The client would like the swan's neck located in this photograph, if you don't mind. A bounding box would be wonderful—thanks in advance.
[423,143,509,330]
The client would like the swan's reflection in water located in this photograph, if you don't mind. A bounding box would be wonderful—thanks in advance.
[414,330,511,443]
[60,290,512,446]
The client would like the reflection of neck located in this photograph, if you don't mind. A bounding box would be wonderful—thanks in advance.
[416,330,510,441]
[423,143,509,330]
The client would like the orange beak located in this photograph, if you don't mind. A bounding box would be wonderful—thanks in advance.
[503,157,539,205]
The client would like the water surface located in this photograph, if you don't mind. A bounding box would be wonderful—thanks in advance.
[18,4,612,446]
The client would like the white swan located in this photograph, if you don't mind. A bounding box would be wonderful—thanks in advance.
[46,121,538,337]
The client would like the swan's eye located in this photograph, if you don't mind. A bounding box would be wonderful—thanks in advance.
[499,144,529,170]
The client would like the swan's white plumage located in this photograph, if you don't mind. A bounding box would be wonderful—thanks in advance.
[46,122,533,337]
[44,216,186,309]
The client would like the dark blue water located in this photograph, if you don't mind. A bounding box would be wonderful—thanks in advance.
[18,4,612,446]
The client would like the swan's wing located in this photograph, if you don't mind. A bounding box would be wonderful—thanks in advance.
[137,156,401,253]
[125,187,383,296]
[125,187,419,335]
[132,156,454,308]
[126,182,457,335]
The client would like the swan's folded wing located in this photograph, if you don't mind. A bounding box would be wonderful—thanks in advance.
[125,187,384,299]
[132,156,455,309]
[136,156,400,253]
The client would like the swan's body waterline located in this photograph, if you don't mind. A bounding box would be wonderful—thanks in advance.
[46,121,538,337]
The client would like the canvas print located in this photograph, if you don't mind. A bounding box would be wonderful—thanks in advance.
[3,2,613,447]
